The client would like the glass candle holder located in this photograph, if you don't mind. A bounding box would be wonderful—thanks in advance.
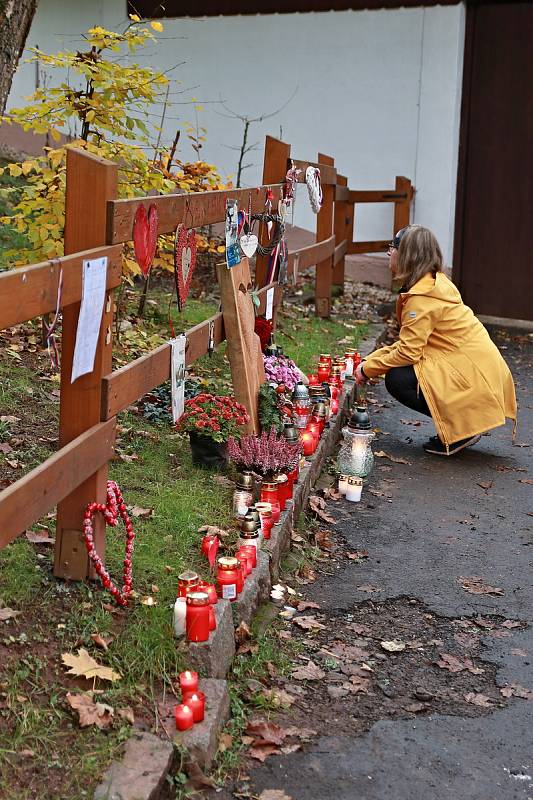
[232,488,253,518]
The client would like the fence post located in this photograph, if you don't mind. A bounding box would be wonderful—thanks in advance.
[333,174,348,291]
[218,257,265,435]
[54,148,118,580]
[315,153,335,318]
[255,136,291,288]
[393,175,413,235]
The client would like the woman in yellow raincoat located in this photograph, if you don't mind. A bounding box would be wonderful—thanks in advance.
[356,225,517,456]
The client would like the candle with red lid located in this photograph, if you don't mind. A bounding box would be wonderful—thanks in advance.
[236,547,253,577]
[186,592,210,642]
[197,581,218,605]
[301,430,316,456]
[216,557,240,601]
[182,691,205,723]
[179,670,199,694]
[307,373,319,386]
[242,543,257,569]
[177,570,199,598]
[174,703,194,731]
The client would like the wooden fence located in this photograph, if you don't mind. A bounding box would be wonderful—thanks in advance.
[0,135,413,581]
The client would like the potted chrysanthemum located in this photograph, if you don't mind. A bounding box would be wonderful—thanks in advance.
[178,394,250,468]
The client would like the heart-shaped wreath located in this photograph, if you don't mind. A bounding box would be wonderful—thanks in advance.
[174,224,197,310]
[133,203,159,278]
[83,481,135,607]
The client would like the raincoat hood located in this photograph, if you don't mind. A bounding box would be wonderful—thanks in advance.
[405,272,462,303]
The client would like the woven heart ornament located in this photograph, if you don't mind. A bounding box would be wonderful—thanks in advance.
[305,166,323,214]
[174,224,197,310]
[133,203,158,277]
[82,481,135,607]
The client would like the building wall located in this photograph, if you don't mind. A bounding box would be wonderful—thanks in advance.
[6,0,465,263]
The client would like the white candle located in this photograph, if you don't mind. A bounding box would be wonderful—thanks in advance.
[346,478,363,502]
[338,475,350,495]
[173,597,187,637]
[345,356,354,377]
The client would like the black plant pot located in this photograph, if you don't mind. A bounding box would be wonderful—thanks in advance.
[189,432,228,469]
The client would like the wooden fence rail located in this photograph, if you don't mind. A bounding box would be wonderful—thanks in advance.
[0,134,414,580]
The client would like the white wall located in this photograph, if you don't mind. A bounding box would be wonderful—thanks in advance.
[7,0,465,262]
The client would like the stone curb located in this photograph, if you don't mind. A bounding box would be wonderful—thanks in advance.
[94,325,384,799]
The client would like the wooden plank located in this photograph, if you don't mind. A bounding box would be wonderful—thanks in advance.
[255,136,291,287]
[288,235,335,274]
[348,189,410,203]
[334,239,348,265]
[333,174,348,288]
[393,175,413,235]
[0,246,122,330]
[335,184,350,202]
[107,182,285,246]
[348,240,390,254]
[101,311,225,420]
[315,153,335,318]
[218,257,265,433]
[292,158,337,186]
[55,148,118,581]
[0,420,116,551]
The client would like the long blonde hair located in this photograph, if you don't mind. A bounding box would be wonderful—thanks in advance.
[395,225,443,290]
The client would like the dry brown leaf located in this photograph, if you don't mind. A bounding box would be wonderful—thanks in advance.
[66,692,114,729]
[250,744,280,762]
[400,418,424,427]
[24,530,55,545]
[501,620,521,629]
[291,661,325,681]
[347,675,371,694]
[436,653,484,675]
[459,576,504,596]
[308,495,336,524]
[356,584,379,593]
[477,481,493,490]
[262,688,296,708]
[381,640,406,652]
[464,692,493,707]
[454,632,479,649]
[258,790,293,800]
[118,707,135,724]
[0,442,13,454]
[184,760,216,789]
[519,479,533,485]
[90,633,113,651]
[293,616,326,631]
[500,684,533,700]
[62,649,121,682]
[246,719,287,745]
[511,648,527,657]
[218,732,233,753]
[129,506,154,519]
[347,550,369,560]
[374,450,411,465]
[0,415,19,423]
[198,524,229,538]
[235,621,252,644]
[348,623,372,635]
[296,600,320,612]
[315,530,334,550]
[0,607,20,621]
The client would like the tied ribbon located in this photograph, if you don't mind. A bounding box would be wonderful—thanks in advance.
[82,481,135,607]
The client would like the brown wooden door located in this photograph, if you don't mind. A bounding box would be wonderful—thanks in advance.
[453,1,533,321]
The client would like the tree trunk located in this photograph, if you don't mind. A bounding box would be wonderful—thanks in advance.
[0,0,39,114]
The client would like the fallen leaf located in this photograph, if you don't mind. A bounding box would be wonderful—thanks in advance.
[235,621,252,644]
[0,442,13,454]
[151,584,159,594]
[464,692,493,707]
[308,495,336,524]
[381,640,406,652]
[511,648,527,657]
[217,732,233,753]
[184,760,216,789]
[315,530,334,550]
[400,418,424,427]
[327,685,349,700]
[247,719,287,746]
[459,576,504,596]
[66,692,114,729]
[0,415,19,423]
[454,632,479,648]
[501,620,521,629]
[500,684,533,700]
[262,688,295,708]
[118,707,135,724]
[296,600,320,612]
[258,790,293,800]
[356,584,379,593]
[250,744,280,762]
[129,506,154,519]
[24,530,55,545]
[347,675,371,693]
[90,633,113,651]
[477,481,493,490]
[293,616,326,631]
[291,661,325,681]
[140,596,157,606]
[374,450,411,465]
[491,465,527,473]
[519,478,533,484]
[348,623,371,635]
[198,524,229,538]
[347,550,369,560]
[436,653,484,675]
[281,744,301,755]
[0,607,20,621]
[62,649,121,682]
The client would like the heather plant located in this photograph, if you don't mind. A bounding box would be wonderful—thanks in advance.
[227,428,301,477]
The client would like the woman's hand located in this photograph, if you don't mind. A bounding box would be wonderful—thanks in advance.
[355,363,368,386]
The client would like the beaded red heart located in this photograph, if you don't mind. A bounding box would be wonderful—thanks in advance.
[82,481,135,607]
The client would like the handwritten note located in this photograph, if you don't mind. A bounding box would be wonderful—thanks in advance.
[71,257,107,383]
[170,334,187,424]
[265,287,275,321]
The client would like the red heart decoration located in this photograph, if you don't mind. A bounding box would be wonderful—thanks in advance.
[82,481,135,607]
[133,203,158,278]
[174,224,197,310]
[200,534,220,568]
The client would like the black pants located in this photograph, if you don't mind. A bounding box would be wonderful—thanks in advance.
[384,366,431,417]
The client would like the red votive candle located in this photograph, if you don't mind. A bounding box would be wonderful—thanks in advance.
[260,510,274,540]
[317,364,330,382]
[269,500,281,523]
[276,475,289,510]
[185,592,210,643]
[179,670,198,694]
[242,544,257,569]
[307,374,319,386]
[307,420,321,440]
[175,703,194,731]
[301,430,316,456]
[182,691,205,723]
[260,481,278,505]
[236,547,253,577]
[197,581,218,605]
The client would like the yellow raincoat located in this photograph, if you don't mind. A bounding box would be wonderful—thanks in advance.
[362,272,517,446]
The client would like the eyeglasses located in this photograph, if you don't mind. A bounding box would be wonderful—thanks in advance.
[388,244,397,254]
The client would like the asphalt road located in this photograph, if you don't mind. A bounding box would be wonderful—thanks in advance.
[242,329,533,800]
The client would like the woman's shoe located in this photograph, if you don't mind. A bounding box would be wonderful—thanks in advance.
[423,435,481,456]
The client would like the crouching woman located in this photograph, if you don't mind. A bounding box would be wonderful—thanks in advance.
[356,225,516,456]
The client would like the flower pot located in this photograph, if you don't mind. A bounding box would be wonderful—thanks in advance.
[189,432,228,468]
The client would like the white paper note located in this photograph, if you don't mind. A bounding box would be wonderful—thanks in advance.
[170,334,187,424]
[265,287,275,321]
[71,257,108,383]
